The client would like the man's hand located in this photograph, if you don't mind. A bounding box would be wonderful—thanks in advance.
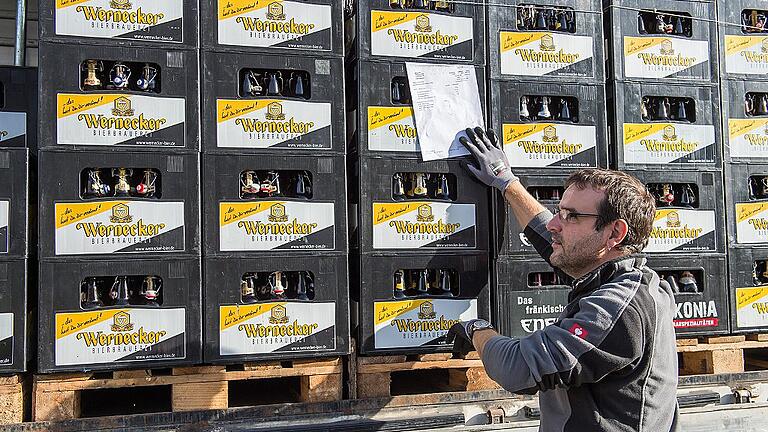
[446,319,493,355]
[459,127,519,192]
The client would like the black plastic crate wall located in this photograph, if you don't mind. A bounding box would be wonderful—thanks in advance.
[38,150,200,260]
[721,79,768,164]
[38,0,199,48]
[488,79,608,171]
[603,0,719,85]
[494,173,568,256]
[201,0,344,57]
[0,259,27,373]
[37,257,202,373]
[0,149,28,259]
[345,60,486,157]
[202,153,347,256]
[345,0,486,64]
[38,41,199,152]
[607,81,722,171]
[0,67,37,149]
[645,255,729,336]
[200,50,345,155]
[628,169,726,255]
[488,0,605,83]
[723,163,768,248]
[728,247,768,334]
[494,257,570,339]
[351,251,491,355]
[203,254,350,362]
[717,0,768,81]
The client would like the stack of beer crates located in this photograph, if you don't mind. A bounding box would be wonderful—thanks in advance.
[345,1,492,354]
[198,1,350,362]
[488,0,608,338]
[0,66,36,374]
[36,1,202,372]
[605,0,729,336]
[719,0,768,335]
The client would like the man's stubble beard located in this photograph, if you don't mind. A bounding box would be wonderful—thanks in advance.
[551,232,603,277]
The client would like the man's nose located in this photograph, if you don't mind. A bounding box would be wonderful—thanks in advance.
[546,214,561,232]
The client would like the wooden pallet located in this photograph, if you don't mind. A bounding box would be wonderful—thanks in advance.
[32,358,343,422]
[354,352,500,400]
[676,335,768,376]
[0,375,25,424]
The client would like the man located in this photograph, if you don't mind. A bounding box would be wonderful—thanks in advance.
[447,127,679,432]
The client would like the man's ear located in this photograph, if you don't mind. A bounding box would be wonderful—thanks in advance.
[606,219,629,250]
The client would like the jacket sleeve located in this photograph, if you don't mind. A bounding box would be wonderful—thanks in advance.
[480,277,645,394]
[523,210,573,286]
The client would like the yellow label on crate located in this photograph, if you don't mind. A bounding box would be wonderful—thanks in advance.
[729,118,768,158]
[367,106,419,152]
[736,202,768,244]
[725,35,768,74]
[499,31,593,77]
[646,209,715,252]
[372,202,476,249]
[374,299,476,349]
[370,10,473,60]
[623,36,708,79]
[502,123,596,168]
[622,123,715,165]
[736,286,768,328]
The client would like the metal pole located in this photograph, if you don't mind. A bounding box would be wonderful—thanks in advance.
[14,0,27,66]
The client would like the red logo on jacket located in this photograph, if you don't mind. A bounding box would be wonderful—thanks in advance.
[569,323,588,339]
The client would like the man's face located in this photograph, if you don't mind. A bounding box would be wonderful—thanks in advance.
[546,185,612,277]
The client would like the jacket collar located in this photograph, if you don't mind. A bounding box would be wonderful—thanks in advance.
[569,254,646,299]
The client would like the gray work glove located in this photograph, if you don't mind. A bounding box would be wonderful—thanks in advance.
[459,127,519,192]
[446,319,493,356]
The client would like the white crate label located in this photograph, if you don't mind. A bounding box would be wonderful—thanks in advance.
[502,123,597,168]
[0,313,13,366]
[372,202,476,249]
[55,0,184,43]
[622,123,716,164]
[219,302,336,355]
[217,99,331,149]
[646,208,716,252]
[55,308,186,366]
[500,31,593,78]
[374,298,476,349]
[0,201,7,254]
[57,93,186,147]
[54,200,185,255]
[725,35,768,76]
[624,36,709,79]
[367,106,420,152]
[219,201,335,251]
[370,11,474,61]
[736,202,768,244]
[729,118,768,159]
[218,0,332,51]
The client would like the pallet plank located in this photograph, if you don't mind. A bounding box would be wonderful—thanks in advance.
[0,378,23,425]
[172,381,228,412]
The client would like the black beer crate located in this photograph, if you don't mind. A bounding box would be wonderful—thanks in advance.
[202,254,350,363]
[351,251,491,355]
[344,0,486,64]
[494,257,570,338]
[38,41,199,151]
[38,0,198,49]
[727,246,768,334]
[0,66,37,149]
[488,79,608,171]
[349,156,491,253]
[604,0,719,84]
[0,149,28,259]
[724,163,768,248]
[346,60,487,157]
[0,258,28,373]
[487,0,604,83]
[721,79,768,163]
[201,153,347,257]
[645,254,729,336]
[607,81,722,170]
[627,169,725,255]
[37,257,202,373]
[345,59,486,157]
[201,50,344,155]
[38,149,200,260]
[717,0,768,81]
[201,0,343,57]
[494,172,569,257]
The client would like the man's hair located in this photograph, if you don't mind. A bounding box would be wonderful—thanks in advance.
[565,169,656,253]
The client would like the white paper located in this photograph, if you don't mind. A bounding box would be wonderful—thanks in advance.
[406,63,484,161]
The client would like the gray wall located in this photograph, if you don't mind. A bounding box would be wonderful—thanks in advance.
[0,0,37,66]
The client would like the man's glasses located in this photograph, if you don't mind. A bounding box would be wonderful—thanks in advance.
[555,207,600,224]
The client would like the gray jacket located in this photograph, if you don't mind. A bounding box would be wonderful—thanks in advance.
[482,211,679,432]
